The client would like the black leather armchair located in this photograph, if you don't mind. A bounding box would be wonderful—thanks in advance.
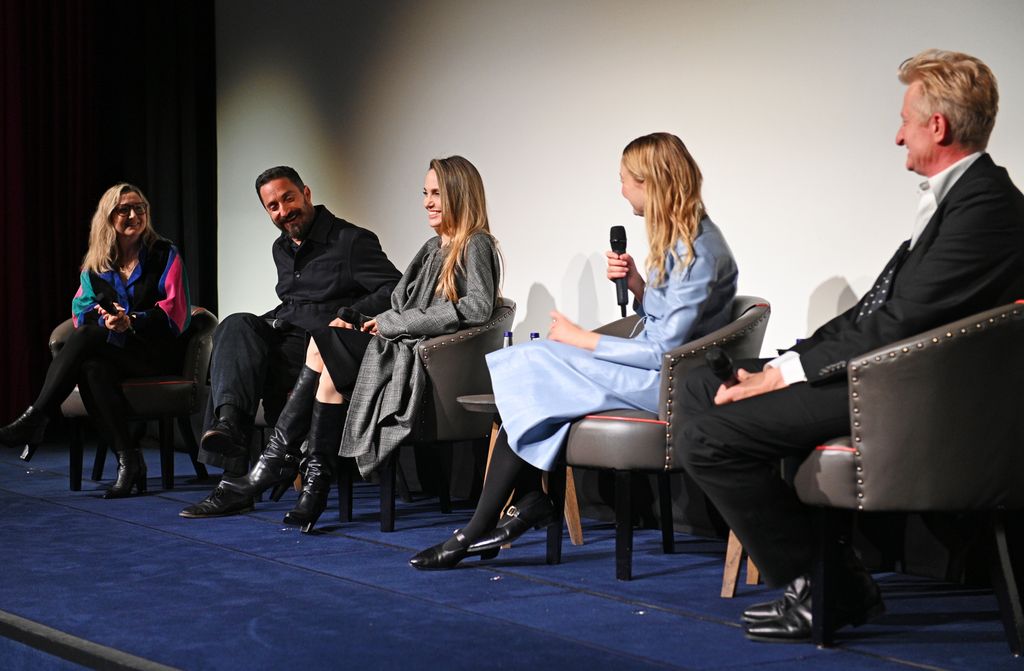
[793,301,1024,653]
[339,298,516,531]
[48,307,216,491]
[546,296,772,579]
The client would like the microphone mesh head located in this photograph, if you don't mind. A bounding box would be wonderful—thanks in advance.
[610,225,627,254]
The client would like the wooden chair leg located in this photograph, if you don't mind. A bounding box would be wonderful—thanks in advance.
[176,415,208,480]
[69,420,84,492]
[721,530,744,598]
[746,556,761,585]
[657,472,675,554]
[564,467,584,546]
[379,453,397,532]
[546,462,566,565]
[159,417,175,490]
[337,457,354,523]
[615,470,633,581]
[990,510,1024,655]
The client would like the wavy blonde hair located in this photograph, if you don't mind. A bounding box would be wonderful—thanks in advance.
[898,49,998,151]
[81,183,157,273]
[621,133,705,288]
[429,156,497,302]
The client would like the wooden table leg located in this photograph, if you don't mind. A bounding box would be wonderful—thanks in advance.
[564,467,584,546]
[721,529,744,598]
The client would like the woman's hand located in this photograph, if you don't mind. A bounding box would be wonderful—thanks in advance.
[98,303,131,333]
[547,310,599,351]
[360,318,380,336]
[605,250,645,303]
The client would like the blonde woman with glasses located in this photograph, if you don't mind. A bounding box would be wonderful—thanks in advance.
[0,183,192,498]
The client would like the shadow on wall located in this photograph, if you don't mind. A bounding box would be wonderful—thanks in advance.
[806,276,858,337]
[512,283,556,343]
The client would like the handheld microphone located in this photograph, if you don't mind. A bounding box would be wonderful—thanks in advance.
[337,307,368,330]
[705,347,739,388]
[610,225,628,318]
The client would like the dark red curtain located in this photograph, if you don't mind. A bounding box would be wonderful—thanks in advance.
[0,0,216,419]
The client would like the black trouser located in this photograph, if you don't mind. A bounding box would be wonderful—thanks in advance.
[677,358,850,588]
[35,323,178,453]
[199,313,307,473]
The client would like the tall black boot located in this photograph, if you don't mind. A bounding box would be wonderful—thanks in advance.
[284,400,346,533]
[0,406,50,454]
[221,366,320,500]
[104,447,147,499]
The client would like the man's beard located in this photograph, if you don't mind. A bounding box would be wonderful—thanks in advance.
[281,210,314,240]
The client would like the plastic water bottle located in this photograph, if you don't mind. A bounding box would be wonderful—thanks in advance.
[529,332,540,341]
[503,331,513,348]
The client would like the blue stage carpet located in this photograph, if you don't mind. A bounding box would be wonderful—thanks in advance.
[0,442,1017,670]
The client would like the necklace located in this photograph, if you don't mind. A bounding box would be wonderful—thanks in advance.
[118,258,138,280]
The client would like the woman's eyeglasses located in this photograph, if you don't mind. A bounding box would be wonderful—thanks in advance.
[114,203,148,217]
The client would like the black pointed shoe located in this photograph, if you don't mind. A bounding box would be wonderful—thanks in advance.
[409,530,499,570]
[103,450,148,499]
[467,491,556,554]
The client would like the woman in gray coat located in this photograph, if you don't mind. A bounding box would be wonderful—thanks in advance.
[221,156,502,532]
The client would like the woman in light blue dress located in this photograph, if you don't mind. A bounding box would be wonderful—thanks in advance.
[411,132,738,570]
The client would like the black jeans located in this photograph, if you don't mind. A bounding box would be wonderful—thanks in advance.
[35,323,179,453]
[676,359,850,588]
[199,312,307,473]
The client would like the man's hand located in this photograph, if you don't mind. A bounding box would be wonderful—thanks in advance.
[548,310,599,351]
[361,318,379,336]
[329,317,356,330]
[98,303,131,333]
[714,367,787,405]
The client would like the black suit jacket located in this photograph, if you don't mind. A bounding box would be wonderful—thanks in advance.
[265,205,402,333]
[792,153,1024,384]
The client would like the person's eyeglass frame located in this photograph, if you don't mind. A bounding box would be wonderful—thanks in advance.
[113,203,149,218]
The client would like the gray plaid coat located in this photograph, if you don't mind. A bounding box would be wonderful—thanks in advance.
[339,232,501,476]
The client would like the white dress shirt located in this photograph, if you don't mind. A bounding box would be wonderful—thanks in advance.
[768,152,983,385]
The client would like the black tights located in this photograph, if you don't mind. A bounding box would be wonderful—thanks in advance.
[460,428,545,541]
[34,323,175,452]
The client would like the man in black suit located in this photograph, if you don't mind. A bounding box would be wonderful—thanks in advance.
[678,49,1024,642]
[180,166,401,518]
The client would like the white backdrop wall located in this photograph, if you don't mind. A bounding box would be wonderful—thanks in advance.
[216,0,1024,350]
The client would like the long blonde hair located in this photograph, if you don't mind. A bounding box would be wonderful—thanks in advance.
[621,133,705,287]
[81,183,157,273]
[429,156,495,302]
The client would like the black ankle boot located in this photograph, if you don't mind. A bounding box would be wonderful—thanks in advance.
[201,404,252,459]
[284,401,346,533]
[0,406,50,452]
[104,449,147,499]
[221,366,320,499]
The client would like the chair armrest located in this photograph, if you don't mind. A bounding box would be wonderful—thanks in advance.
[834,301,1024,511]
[49,318,75,358]
[415,299,516,441]
[661,296,771,469]
[181,307,218,384]
[594,315,643,338]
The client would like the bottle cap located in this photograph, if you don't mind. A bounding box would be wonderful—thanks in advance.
[503,331,513,337]
[529,332,540,339]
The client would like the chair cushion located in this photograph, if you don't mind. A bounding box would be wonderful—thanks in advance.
[60,377,196,419]
[793,437,861,509]
[565,409,668,470]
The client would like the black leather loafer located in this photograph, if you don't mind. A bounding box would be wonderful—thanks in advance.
[409,530,498,570]
[742,576,805,624]
[467,491,556,554]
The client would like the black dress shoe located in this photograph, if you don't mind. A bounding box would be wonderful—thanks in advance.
[409,530,498,571]
[743,574,885,643]
[743,577,804,624]
[467,491,556,554]
[179,485,254,518]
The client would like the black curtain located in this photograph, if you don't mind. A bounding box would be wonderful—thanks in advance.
[1,0,217,418]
